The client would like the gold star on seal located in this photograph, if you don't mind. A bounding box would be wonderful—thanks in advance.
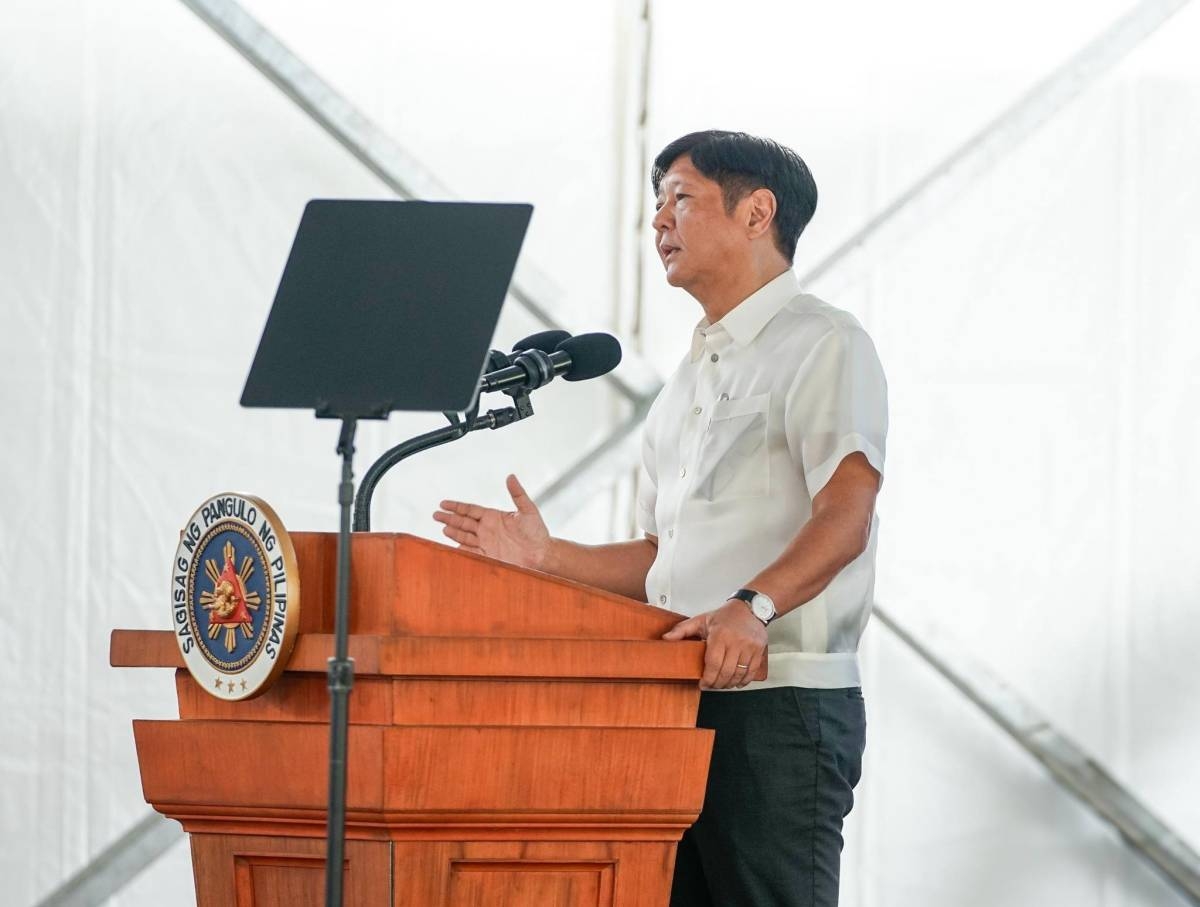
[214,677,222,689]
[240,679,247,690]
[226,680,235,693]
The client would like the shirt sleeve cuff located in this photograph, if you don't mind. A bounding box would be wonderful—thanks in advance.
[804,432,885,499]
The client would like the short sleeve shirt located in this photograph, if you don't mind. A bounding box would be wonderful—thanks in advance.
[638,269,888,689]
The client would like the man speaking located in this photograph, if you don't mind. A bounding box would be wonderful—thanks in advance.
[435,130,888,906]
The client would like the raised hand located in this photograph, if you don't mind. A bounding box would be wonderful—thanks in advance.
[433,474,551,569]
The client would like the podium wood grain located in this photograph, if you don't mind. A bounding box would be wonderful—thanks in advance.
[114,533,714,906]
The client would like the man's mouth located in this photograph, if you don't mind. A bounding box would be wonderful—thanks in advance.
[661,245,680,261]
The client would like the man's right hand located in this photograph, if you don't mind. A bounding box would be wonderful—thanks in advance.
[433,474,551,569]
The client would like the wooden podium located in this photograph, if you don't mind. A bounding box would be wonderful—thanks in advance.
[111,533,714,906]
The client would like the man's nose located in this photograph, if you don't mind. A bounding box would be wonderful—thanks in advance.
[652,204,672,231]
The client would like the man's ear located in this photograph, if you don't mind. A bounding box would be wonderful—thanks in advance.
[744,187,778,241]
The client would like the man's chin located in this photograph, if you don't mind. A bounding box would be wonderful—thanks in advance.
[663,265,688,288]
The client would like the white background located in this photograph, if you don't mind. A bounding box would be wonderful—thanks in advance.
[1,1,1198,904]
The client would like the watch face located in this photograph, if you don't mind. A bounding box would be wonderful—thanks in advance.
[751,593,775,622]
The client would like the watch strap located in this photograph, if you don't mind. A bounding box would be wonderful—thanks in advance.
[730,588,774,625]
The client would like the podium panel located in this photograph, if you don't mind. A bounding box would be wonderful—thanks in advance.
[392,841,675,907]
[113,533,713,906]
[191,836,387,907]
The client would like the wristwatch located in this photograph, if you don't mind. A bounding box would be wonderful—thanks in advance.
[729,588,777,626]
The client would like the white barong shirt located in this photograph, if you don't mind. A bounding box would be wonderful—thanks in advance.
[638,269,888,689]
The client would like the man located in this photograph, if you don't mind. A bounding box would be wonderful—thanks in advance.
[434,130,887,906]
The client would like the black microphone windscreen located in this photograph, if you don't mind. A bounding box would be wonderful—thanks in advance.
[557,333,622,381]
[512,329,571,354]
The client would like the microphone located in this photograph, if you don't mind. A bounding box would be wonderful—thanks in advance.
[479,333,622,394]
[511,329,570,354]
[477,331,569,384]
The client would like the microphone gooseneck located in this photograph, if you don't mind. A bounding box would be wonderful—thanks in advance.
[355,331,623,532]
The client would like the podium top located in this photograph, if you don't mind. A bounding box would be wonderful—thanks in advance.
[112,533,710,681]
[240,199,533,419]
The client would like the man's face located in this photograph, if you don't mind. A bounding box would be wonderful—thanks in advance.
[652,156,746,293]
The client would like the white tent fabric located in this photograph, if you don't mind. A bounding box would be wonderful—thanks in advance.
[1,1,1197,905]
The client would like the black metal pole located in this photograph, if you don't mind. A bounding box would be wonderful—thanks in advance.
[324,417,357,907]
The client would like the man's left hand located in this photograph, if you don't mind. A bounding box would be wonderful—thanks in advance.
[662,599,768,689]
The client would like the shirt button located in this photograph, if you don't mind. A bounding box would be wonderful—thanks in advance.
[719,392,729,401]
[710,353,719,363]
[668,528,674,538]
[679,466,687,478]
[659,594,668,604]
[692,406,702,415]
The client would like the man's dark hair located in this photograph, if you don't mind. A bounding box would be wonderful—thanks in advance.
[651,130,817,263]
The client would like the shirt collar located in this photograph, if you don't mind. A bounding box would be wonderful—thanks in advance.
[689,269,801,362]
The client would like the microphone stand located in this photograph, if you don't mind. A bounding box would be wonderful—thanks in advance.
[325,352,532,905]
[324,416,356,907]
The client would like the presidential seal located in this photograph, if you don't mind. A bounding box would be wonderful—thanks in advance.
[171,493,300,700]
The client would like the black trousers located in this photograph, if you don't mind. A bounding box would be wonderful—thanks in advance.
[670,686,866,907]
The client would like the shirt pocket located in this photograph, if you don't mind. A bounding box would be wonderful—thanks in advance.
[694,392,770,501]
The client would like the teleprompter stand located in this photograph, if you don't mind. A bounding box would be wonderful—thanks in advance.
[240,199,532,907]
